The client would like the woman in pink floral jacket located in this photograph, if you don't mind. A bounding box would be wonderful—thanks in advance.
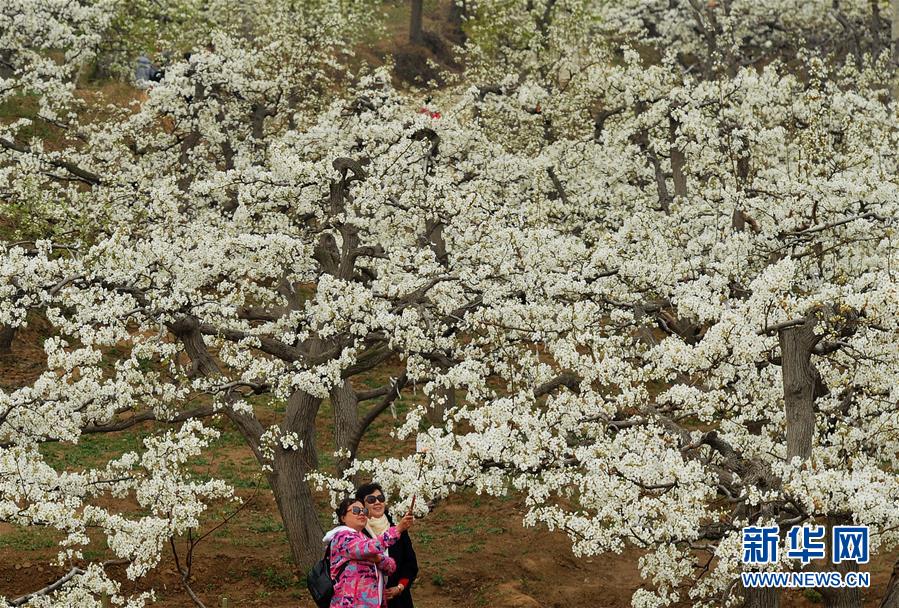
[323,497,415,608]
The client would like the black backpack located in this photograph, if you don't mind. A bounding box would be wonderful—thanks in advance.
[307,541,345,608]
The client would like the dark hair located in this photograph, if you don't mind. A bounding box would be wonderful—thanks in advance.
[354,482,385,503]
[335,497,362,524]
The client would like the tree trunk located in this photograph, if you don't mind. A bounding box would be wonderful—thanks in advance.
[891,0,899,98]
[778,319,821,461]
[426,384,454,426]
[0,52,12,79]
[177,79,204,194]
[751,317,816,608]
[330,379,360,480]
[818,515,862,608]
[669,117,688,200]
[741,499,782,608]
[881,558,899,608]
[425,218,448,267]
[871,0,885,55]
[0,325,16,354]
[169,316,220,377]
[818,558,861,608]
[819,514,862,608]
[448,0,466,43]
[778,319,860,608]
[269,389,326,572]
[269,452,327,572]
[893,0,899,61]
[171,316,328,573]
[743,586,780,608]
[410,0,424,45]
[634,129,671,214]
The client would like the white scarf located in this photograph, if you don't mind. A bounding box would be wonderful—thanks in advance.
[365,515,391,605]
[366,514,390,538]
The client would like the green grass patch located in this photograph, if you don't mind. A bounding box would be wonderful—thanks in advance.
[251,565,295,590]
[363,376,383,388]
[40,429,150,469]
[248,516,284,534]
[0,94,56,140]
[449,523,474,535]
[211,525,233,539]
[209,422,247,448]
[475,590,490,606]
[0,526,58,551]
[232,535,270,548]
[416,530,434,546]
[216,461,264,489]
[82,548,106,560]
[803,589,823,603]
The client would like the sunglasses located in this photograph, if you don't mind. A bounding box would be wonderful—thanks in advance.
[364,495,386,505]
[350,506,369,516]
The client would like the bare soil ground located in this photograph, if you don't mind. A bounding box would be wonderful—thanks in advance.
[2,489,897,608]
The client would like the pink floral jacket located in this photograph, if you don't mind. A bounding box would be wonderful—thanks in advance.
[323,525,399,608]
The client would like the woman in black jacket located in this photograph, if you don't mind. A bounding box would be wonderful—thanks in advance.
[355,482,418,608]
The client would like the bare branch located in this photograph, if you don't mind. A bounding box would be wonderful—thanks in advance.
[783,211,888,237]
[10,568,83,606]
[0,137,102,186]
[9,559,129,606]
[356,371,409,440]
[82,405,218,434]
[355,385,391,402]
[757,317,805,335]
[533,372,582,398]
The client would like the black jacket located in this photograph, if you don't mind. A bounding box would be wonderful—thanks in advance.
[363,512,418,608]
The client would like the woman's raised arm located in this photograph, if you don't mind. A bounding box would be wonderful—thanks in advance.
[332,527,400,560]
